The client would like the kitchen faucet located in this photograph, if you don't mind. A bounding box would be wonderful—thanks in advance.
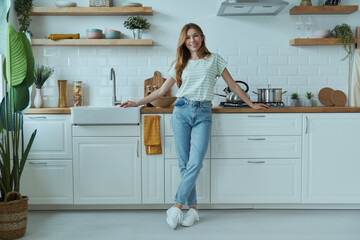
[110,68,121,106]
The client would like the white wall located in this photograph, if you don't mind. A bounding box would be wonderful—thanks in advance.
[25,0,360,107]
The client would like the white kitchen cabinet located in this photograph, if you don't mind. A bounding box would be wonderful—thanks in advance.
[211,136,301,159]
[141,114,165,204]
[23,115,72,159]
[211,159,301,203]
[20,160,73,204]
[212,113,302,136]
[73,134,141,204]
[165,159,210,204]
[302,113,360,204]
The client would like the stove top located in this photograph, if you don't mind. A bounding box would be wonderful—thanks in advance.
[219,102,286,108]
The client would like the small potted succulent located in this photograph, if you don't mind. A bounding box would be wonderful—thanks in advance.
[305,91,314,107]
[123,16,151,39]
[300,0,312,6]
[34,64,54,108]
[290,93,299,107]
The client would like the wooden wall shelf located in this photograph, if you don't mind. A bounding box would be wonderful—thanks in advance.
[31,39,154,46]
[290,5,358,15]
[30,7,153,16]
[289,38,357,46]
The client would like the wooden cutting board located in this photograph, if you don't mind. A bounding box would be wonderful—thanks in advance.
[144,71,170,97]
[318,87,335,107]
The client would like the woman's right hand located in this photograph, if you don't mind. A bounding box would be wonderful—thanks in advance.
[120,101,139,108]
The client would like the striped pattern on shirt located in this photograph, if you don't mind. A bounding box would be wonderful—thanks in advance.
[169,53,227,101]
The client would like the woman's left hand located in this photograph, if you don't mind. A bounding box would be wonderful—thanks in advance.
[251,103,270,109]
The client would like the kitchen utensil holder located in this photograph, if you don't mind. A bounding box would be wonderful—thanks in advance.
[89,0,113,7]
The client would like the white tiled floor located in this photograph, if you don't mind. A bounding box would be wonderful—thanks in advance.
[22,209,360,240]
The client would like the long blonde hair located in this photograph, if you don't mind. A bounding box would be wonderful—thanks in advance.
[174,23,211,88]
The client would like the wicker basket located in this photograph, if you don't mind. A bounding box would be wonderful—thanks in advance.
[89,0,113,7]
[0,192,29,240]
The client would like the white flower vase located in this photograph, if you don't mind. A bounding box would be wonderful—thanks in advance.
[34,88,44,108]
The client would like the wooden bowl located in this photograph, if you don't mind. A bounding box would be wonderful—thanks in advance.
[150,97,177,108]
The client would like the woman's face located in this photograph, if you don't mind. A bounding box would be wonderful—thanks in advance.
[185,28,203,53]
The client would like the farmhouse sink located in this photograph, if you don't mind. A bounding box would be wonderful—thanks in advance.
[71,106,141,125]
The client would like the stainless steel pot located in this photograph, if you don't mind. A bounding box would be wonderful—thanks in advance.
[252,87,287,103]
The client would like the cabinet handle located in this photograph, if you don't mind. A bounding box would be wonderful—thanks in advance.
[305,116,308,134]
[137,140,139,158]
[247,161,266,164]
[28,116,46,120]
[247,138,266,141]
[29,161,47,165]
[248,115,265,118]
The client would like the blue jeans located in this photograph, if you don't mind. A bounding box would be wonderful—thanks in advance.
[171,97,212,206]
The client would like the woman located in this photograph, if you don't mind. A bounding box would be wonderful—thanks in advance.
[121,23,269,229]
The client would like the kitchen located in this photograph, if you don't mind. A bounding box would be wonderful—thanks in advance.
[1,0,360,239]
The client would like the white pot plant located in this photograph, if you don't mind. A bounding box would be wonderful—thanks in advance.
[33,64,54,108]
[305,91,314,107]
[290,93,299,107]
[123,16,151,39]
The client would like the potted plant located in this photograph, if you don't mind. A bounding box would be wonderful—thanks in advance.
[331,24,354,61]
[14,0,33,36]
[34,64,54,108]
[290,93,299,107]
[123,16,151,39]
[305,91,314,107]
[300,0,312,6]
[0,23,37,240]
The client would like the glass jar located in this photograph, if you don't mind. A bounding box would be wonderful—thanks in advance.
[73,81,83,107]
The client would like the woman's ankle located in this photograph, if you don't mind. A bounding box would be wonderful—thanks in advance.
[175,203,183,209]
[189,206,197,210]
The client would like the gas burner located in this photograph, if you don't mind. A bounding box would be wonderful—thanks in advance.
[219,102,286,108]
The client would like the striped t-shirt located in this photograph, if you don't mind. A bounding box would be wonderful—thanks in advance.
[169,53,227,101]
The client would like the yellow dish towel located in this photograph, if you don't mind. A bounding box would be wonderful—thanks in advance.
[48,33,80,40]
[144,115,162,155]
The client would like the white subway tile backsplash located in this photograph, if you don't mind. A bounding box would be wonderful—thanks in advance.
[299,66,318,75]
[118,66,138,76]
[268,76,288,86]
[88,57,107,66]
[108,57,128,66]
[43,47,59,57]
[279,66,297,76]
[318,65,338,75]
[258,66,278,76]
[309,56,328,65]
[269,56,288,65]
[98,87,113,97]
[149,56,168,66]
[79,47,98,56]
[288,76,308,86]
[248,76,268,85]
[226,66,238,76]
[128,77,146,87]
[77,66,97,76]
[239,46,257,56]
[299,47,319,56]
[139,47,159,56]
[239,66,257,76]
[258,45,278,56]
[248,56,267,66]
[42,87,56,96]
[138,66,160,76]
[308,76,328,84]
[217,46,238,56]
[118,48,138,56]
[128,57,149,66]
[58,47,79,57]
[98,47,118,56]
[68,57,88,66]
[158,46,175,56]
[289,56,308,65]
[278,46,298,56]
[338,65,349,75]
[228,56,247,66]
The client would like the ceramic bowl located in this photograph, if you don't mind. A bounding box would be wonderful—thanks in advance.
[86,29,102,33]
[314,30,331,38]
[86,32,102,39]
[105,32,120,39]
[150,97,177,108]
[55,1,77,7]
[105,28,121,33]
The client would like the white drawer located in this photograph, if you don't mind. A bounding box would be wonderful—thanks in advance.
[212,113,302,136]
[211,136,301,159]
[211,159,301,203]
[165,136,211,159]
[165,159,210,204]
[23,115,72,159]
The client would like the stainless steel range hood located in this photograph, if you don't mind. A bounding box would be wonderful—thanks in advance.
[217,0,289,16]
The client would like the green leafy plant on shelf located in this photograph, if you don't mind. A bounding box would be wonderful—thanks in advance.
[305,91,314,100]
[123,16,151,30]
[0,22,37,202]
[14,0,33,36]
[291,93,299,100]
[331,24,354,61]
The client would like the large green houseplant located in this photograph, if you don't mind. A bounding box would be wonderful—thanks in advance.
[331,24,354,61]
[0,12,37,240]
[14,0,33,36]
